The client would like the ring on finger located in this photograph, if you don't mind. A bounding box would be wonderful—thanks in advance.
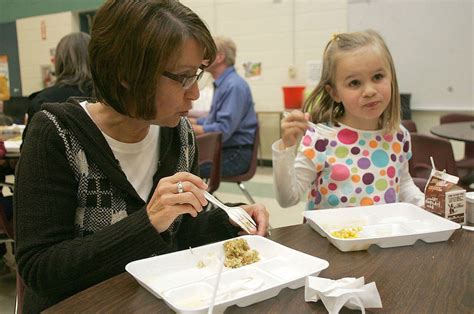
[177,181,184,194]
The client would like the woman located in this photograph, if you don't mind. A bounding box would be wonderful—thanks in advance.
[15,0,269,311]
[27,32,93,122]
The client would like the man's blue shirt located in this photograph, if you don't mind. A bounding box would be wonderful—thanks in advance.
[197,66,257,147]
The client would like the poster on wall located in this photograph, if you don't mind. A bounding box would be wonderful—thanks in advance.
[243,61,262,80]
[0,55,11,101]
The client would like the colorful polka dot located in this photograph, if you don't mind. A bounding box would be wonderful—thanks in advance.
[338,128,358,144]
[328,183,337,191]
[383,143,389,150]
[374,196,380,202]
[384,188,396,203]
[392,142,401,154]
[351,147,361,155]
[372,150,389,168]
[335,146,349,158]
[359,140,366,145]
[304,149,315,160]
[369,140,378,148]
[350,197,357,203]
[375,179,388,191]
[362,150,370,156]
[328,195,340,206]
[357,158,371,169]
[330,164,350,181]
[387,166,396,178]
[362,173,374,185]
[315,139,328,152]
[351,175,360,183]
[314,192,321,204]
[403,141,410,153]
[366,186,374,194]
[360,197,374,206]
[302,135,312,146]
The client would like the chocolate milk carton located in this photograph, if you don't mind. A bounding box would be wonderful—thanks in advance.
[424,170,466,223]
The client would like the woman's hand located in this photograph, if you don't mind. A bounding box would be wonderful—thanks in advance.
[239,203,270,236]
[280,110,310,149]
[146,172,208,233]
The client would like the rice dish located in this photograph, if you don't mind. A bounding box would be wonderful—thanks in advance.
[223,238,260,268]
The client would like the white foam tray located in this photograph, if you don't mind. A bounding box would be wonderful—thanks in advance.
[126,235,328,313]
[304,202,460,252]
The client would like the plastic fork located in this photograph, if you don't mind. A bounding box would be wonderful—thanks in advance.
[204,191,257,233]
[283,111,336,138]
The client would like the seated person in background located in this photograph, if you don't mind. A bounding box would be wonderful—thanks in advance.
[27,32,93,123]
[15,1,269,312]
[190,36,258,177]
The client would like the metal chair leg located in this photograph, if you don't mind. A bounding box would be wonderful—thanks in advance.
[237,182,255,204]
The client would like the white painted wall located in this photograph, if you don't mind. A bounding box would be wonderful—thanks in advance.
[16,11,80,96]
[182,0,347,112]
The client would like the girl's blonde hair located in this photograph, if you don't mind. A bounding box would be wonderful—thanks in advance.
[304,29,400,133]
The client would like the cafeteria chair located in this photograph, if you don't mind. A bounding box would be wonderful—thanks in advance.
[439,113,474,172]
[401,119,417,133]
[196,132,222,194]
[221,126,260,204]
[409,133,458,180]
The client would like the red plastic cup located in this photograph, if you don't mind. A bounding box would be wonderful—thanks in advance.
[282,86,305,109]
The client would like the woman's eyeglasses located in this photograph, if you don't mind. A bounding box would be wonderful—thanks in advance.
[162,66,205,90]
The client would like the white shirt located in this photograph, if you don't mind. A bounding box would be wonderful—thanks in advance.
[81,102,159,201]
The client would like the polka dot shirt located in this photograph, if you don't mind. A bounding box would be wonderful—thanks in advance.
[300,123,412,210]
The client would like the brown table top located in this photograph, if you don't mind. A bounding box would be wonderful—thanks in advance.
[45,224,473,313]
[430,121,474,143]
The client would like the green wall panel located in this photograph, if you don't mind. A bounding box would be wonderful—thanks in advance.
[0,0,104,23]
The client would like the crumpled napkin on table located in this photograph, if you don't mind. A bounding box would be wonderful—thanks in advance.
[305,276,382,314]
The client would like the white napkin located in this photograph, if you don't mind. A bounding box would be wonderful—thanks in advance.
[305,276,382,314]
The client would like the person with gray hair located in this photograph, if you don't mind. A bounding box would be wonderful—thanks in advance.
[191,36,258,177]
[27,31,93,123]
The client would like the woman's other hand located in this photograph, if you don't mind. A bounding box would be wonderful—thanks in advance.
[239,203,269,236]
[280,110,310,149]
[146,172,208,233]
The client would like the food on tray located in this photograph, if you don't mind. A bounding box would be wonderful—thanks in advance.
[330,227,363,239]
[223,238,260,268]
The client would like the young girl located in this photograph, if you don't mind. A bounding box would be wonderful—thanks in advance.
[273,30,424,210]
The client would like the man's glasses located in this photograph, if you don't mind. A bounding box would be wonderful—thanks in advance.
[162,66,205,90]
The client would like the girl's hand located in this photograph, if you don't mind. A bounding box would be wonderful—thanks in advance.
[238,203,270,236]
[280,110,310,149]
[146,172,208,233]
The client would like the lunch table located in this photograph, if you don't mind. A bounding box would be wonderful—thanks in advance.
[45,223,473,313]
[430,121,474,143]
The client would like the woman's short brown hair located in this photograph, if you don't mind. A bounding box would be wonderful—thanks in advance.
[89,0,216,119]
